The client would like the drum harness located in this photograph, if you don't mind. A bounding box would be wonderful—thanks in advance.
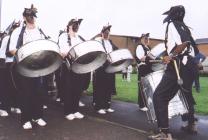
[8,25,50,90]
[64,33,85,70]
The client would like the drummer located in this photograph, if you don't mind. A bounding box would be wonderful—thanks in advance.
[135,33,153,111]
[0,21,21,117]
[8,4,47,129]
[58,18,90,120]
[92,24,117,114]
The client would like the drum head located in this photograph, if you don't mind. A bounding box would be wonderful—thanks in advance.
[15,39,62,77]
[105,49,133,73]
[69,40,107,74]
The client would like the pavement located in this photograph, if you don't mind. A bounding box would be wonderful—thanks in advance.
[0,95,208,140]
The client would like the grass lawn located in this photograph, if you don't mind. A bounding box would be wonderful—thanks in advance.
[88,74,208,115]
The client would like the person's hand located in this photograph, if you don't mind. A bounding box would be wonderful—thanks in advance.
[162,55,172,64]
[140,56,146,62]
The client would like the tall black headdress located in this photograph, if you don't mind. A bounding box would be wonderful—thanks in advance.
[163,5,185,23]
[23,4,38,17]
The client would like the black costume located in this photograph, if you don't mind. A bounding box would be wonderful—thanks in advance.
[93,38,117,110]
[152,5,199,136]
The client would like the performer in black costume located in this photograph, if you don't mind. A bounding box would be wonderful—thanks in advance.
[58,18,90,120]
[135,33,153,111]
[148,5,199,140]
[8,4,47,129]
[93,24,117,114]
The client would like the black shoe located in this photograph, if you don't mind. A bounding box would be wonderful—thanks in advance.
[148,132,173,140]
[181,123,197,134]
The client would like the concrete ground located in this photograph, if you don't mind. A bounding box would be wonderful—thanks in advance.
[0,95,207,140]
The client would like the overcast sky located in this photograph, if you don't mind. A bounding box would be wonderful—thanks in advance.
[1,0,208,41]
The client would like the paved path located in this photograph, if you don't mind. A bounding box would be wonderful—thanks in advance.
[0,95,207,140]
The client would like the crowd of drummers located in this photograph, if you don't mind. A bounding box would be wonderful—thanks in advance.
[0,4,206,140]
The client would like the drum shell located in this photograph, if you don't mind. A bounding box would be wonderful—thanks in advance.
[149,43,167,71]
[68,40,107,74]
[140,70,188,122]
[105,49,133,73]
[15,39,62,77]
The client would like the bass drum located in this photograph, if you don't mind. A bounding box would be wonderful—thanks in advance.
[105,49,133,73]
[15,39,62,77]
[67,40,107,74]
[140,70,188,122]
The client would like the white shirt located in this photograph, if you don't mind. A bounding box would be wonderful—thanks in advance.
[0,35,14,62]
[167,22,195,65]
[95,37,113,53]
[58,32,84,54]
[9,26,44,52]
[136,45,150,60]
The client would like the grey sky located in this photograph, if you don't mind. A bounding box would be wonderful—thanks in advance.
[1,0,208,41]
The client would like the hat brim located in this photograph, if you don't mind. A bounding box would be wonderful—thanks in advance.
[101,25,112,33]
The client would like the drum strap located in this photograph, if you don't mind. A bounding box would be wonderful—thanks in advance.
[173,21,199,55]
[101,39,117,53]
[16,26,26,49]
[67,35,86,46]
[38,28,50,39]
[141,45,150,55]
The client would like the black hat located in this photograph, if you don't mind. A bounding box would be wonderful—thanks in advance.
[163,5,185,23]
[67,18,83,26]
[140,33,149,38]
[101,25,112,33]
[23,4,38,17]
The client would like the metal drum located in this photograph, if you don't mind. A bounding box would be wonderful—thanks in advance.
[105,49,133,73]
[15,39,62,77]
[149,43,167,71]
[140,70,188,122]
[67,40,107,74]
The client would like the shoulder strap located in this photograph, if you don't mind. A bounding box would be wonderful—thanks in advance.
[141,45,149,55]
[109,40,118,50]
[164,21,171,54]
[38,28,50,39]
[78,35,85,41]
[16,26,26,49]
[173,21,199,55]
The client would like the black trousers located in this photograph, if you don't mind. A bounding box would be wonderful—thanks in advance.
[153,58,197,129]
[0,67,8,110]
[137,65,153,107]
[0,63,20,111]
[61,64,88,115]
[93,66,113,110]
[17,74,44,124]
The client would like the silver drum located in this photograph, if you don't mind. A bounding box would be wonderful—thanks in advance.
[15,39,62,77]
[140,70,188,122]
[67,40,107,74]
[105,49,133,73]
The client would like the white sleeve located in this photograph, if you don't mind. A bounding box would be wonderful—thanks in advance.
[136,45,145,59]
[166,23,182,54]
[58,33,70,54]
[0,36,9,59]
[9,27,21,51]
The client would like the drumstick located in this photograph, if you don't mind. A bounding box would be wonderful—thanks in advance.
[173,60,183,85]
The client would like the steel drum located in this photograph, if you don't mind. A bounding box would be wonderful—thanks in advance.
[105,49,133,73]
[15,39,62,77]
[140,70,188,122]
[148,43,167,71]
[67,40,107,74]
